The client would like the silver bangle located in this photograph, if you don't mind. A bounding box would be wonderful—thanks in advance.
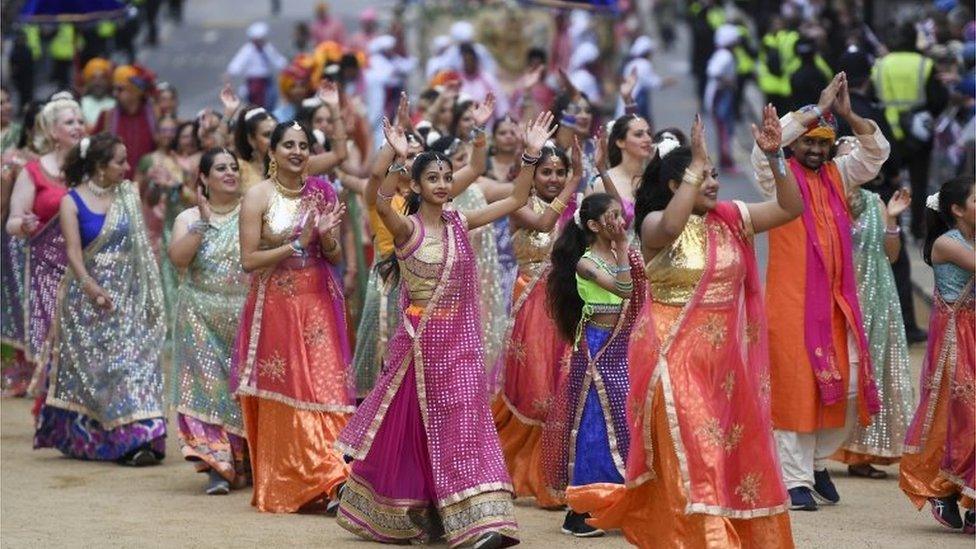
[189,220,211,235]
[884,226,901,236]
[290,239,306,255]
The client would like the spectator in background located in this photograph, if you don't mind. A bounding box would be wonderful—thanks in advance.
[79,58,116,128]
[619,36,676,127]
[425,35,453,81]
[457,43,509,118]
[790,37,831,111]
[446,20,498,79]
[347,8,379,53]
[705,24,740,173]
[364,35,413,144]
[567,42,601,104]
[309,2,347,46]
[225,22,287,110]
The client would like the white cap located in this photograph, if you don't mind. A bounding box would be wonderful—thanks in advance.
[629,36,656,57]
[715,24,739,48]
[247,21,269,40]
[450,21,474,43]
[432,35,451,53]
[368,34,396,54]
[568,42,599,71]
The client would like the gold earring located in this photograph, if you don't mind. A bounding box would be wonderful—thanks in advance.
[267,157,278,179]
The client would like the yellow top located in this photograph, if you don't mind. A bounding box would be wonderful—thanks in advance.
[512,195,555,279]
[261,186,303,248]
[396,220,444,303]
[368,194,407,258]
[647,214,743,306]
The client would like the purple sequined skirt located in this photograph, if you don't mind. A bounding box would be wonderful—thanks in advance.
[34,403,166,461]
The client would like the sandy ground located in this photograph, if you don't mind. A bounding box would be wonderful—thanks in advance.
[1,331,973,548]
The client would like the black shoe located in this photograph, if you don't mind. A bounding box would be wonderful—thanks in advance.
[812,469,840,505]
[964,509,974,535]
[471,532,509,549]
[930,497,963,529]
[119,448,159,467]
[788,487,818,511]
[325,483,346,515]
[560,510,605,538]
[906,327,929,344]
[206,470,230,495]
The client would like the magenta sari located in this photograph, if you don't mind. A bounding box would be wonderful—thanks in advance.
[336,210,517,547]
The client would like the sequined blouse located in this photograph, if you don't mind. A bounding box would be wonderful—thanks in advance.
[933,229,975,304]
[396,215,450,304]
[512,195,554,278]
[647,213,745,307]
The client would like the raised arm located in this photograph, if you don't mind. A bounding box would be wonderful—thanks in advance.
[306,82,349,175]
[576,220,633,299]
[464,111,554,231]
[450,93,495,196]
[831,73,891,190]
[375,119,414,246]
[592,127,622,201]
[511,137,580,232]
[744,104,804,234]
[167,189,209,269]
[883,189,910,263]
[640,115,708,252]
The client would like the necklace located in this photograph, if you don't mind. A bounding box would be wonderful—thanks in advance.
[274,176,306,198]
[209,201,241,225]
[86,180,115,197]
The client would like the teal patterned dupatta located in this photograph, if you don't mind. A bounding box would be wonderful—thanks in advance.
[45,181,166,429]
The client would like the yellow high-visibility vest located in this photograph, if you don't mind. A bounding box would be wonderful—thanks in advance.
[758,30,799,97]
[871,52,933,140]
[734,25,756,76]
[49,24,76,61]
[23,25,42,60]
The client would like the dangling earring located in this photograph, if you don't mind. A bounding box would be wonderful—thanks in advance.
[267,157,278,179]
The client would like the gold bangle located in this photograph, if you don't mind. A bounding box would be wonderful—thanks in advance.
[321,238,340,254]
[682,168,704,187]
[548,201,567,215]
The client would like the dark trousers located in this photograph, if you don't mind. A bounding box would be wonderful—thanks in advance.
[900,140,933,239]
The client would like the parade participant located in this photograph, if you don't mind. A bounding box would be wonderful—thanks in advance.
[347,8,379,54]
[79,58,115,128]
[566,43,601,104]
[173,120,202,188]
[273,55,314,123]
[225,22,287,110]
[137,114,189,321]
[752,73,889,511]
[336,113,545,549]
[1,86,22,154]
[541,187,645,538]
[94,64,157,179]
[155,82,179,120]
[492,141,578,509]
[309,2,347,46]
[834,178,915,478]
[486,115,522,311]
[619,37,675,126]
[588,114,653,225]
[457,43,509,118]
[169,147,249,495]
[6,94,84,371]
[232,120,352,514]
[35,132,166,465]
[233,106,276,192]
[569,107,802,549]
[901,176,975,533]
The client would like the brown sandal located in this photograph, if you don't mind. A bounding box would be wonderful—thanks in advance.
[848,464,888,479]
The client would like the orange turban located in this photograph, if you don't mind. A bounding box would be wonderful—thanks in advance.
[797,104,837,142]
[279,54,315,96]
[113,64,156,94]
[429,70,461,89]
[82,58,112,83]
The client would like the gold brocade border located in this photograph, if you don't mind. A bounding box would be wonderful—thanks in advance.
[441,490,519,547]
[44,397,164,431]
[174,406,247,438]
[337,474,435,543]
[436,482,515,509]
[841,442,903,458]
[566,372,593,485]
[236,275,269,396]
[334,353,410,460]
[500,392,545,427]
[234,385,355,414]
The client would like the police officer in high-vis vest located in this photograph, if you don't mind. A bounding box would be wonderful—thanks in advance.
[757,15,800,115]
[872,23,948,239]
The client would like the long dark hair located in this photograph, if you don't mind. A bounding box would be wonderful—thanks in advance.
[64,133,122,187]
[264,120,315,176]
[234,106,275,162]
[449,99,473,138]
[547,193,617,341]
[607,114,639,167]
[633,145,693,237]
[924,176,975,265]
[376,151,454,285]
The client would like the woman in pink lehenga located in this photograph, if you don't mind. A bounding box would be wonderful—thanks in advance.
[900,176,976,533]
[336,114,552,548]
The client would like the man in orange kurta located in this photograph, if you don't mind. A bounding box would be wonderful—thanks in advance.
[751,73,890,511]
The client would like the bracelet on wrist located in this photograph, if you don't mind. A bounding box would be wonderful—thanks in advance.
[521,152,541,166]
[189,220,211,235]
[321,238,339,254]
[884,225,901,236]
[682,168,704,187]
[548,198,567,215]
[289,240,306,255]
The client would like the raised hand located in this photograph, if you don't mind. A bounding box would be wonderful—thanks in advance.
[751,103,782,153]
[317,200,346,237]
[524,111,556,156]
[382,118,409,158]
[593,127,608,172]
[886,188,911,219]
[219,83,241,117]
[603,211,628,246]
[690,114,708,166]
[394,92,412,130]
[471,92,496,127]
[519,65,544,90]
[196,187,212,223]
[620,67,638,101]
[831,72,852,118]
[570,136,583,177]
[317,80,341,107]
[817,73,843,115]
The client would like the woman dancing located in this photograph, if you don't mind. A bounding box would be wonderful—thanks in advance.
[900,176,975,533]
[233,120,352,513]
[35,132,167,465]
[336,113,551,548]
[542,189,646,537]
[568,109,803,547]
[492,141,579,509]
[169,148,249,495]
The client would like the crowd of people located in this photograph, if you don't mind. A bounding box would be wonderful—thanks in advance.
[0,1,974,548]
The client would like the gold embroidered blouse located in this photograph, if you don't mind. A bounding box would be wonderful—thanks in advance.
[512,195,554,279]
